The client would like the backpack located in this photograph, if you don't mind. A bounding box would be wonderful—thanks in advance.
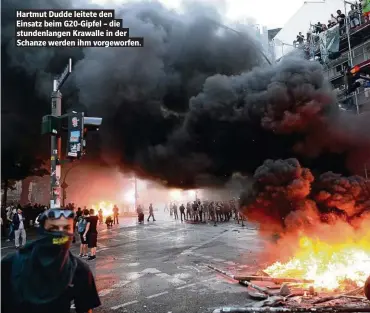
[77,217,87,234]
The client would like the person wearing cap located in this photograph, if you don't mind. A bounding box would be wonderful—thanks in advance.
[1,208,101,313]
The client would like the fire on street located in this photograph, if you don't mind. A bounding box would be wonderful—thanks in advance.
[4,211,368,313]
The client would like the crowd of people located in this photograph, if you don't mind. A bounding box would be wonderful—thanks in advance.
[1,202,103,261]
[165,199,245,225]
[293,0,370,49]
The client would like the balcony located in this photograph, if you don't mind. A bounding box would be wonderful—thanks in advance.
[338,88,370,114]
[323,39,370,81]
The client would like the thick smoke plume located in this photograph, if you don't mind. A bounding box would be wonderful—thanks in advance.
[240,158,370,234]
[2,0,370,192]
[73,3,370,187]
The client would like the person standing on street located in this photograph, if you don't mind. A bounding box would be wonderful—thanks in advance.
[186,202,192,220]
[113,205,119,225]
[98,209,103,225]
[147,203,156,222]
[77,209,89,257]
[179,204,186,222]
[173,203,179,220]
[1,208,101,313]
[83,209,98,260]
[13,208,26,249]
[6,205,16,242]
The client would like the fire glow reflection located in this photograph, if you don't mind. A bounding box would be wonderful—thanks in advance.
[264,234,370,290]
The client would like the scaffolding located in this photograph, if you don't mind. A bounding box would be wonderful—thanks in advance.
[343,0,369,179]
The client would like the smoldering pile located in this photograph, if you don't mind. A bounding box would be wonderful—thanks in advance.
[240,158,370,234]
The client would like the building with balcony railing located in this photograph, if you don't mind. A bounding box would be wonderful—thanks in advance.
[270,1,370,179]
[316,21,370,114]
[309,11,370,179]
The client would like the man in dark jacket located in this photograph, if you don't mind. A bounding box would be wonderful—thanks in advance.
[13,208,26,249]
[179,204,185,222]
[1,208,101,313]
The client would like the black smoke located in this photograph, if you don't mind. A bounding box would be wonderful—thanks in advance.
[240,158,370,233]
[2,0,370,191]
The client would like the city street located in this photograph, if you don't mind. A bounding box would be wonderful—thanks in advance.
[2,212,267,313]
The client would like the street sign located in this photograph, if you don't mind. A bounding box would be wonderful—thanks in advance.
[55,58,72,91]
[66,112,84,159]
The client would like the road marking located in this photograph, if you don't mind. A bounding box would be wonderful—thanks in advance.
[155,273,186,286]
[201,255,213,259]
[127,262,140,267]
[156,273,171,278]
[1,246,12,250]
[213,258,225,262]
[111,300,139,310]
[98,289,114,296]
[142,268,161,274]
[224,261,236,265]
[97,247,109,252]
[112,280,130,288]
[176,282,197,290]
[177,265,201,273]
[111,238,121,242]
[98,243,108,248]
[175,277,216,290]
[146,291,169,299]
[127,272,145,280]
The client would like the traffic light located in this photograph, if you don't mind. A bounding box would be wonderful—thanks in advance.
[83,117,102,131]
[41,115,62,135]
[82,116,103,156]
[42,111,102,159]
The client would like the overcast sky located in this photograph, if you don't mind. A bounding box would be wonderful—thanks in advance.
[91,0,307,29]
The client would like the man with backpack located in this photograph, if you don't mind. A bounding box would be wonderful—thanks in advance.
[77,209,89,257]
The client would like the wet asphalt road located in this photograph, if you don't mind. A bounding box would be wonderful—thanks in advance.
[2,212,267,313]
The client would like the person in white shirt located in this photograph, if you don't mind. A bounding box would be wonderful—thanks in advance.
[13,208,26,249]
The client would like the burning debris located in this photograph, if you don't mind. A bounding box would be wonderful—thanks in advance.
[239,158,370,298]
[208,265,370,312]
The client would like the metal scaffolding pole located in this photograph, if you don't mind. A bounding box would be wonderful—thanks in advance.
[344,1,368,179]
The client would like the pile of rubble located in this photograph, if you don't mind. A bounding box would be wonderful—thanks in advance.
[208,265,370,313]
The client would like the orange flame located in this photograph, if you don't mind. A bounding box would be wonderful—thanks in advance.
[264,233,370,290]
[92,201,114,217]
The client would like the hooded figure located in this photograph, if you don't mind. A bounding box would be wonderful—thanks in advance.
[1,209,101,313]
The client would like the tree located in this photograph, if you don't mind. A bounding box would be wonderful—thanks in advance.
[1,149,48,206]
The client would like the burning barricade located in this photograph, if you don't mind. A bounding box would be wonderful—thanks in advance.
[212,158,370,312]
